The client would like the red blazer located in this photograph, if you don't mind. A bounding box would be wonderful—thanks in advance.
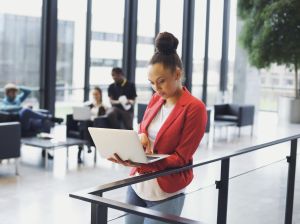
[131,87,207,193]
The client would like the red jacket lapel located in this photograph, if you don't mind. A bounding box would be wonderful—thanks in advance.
[140,87,192,140]
[141,97,165,133]
[153,88,191,148]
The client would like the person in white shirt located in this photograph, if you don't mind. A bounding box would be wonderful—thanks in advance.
[77,87,108,163]
[85,87,107,120]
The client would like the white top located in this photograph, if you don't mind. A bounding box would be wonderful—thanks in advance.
[90,105,100,121]
[84,101,107,121]
[132,103,185,201]
[147,103,175,151]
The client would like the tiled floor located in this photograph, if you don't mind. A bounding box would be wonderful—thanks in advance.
[0,112,299,224]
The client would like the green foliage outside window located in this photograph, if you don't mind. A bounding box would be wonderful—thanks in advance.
[237,0,300,98]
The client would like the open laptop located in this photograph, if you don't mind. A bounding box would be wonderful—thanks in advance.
[72,106,91,121]
[88,127,169,164]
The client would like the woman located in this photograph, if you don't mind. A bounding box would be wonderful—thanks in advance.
[109,32,207,223]
[77,87,107,163]
[86,86,107,120]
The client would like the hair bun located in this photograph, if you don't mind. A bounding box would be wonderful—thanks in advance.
[155,32,178,55]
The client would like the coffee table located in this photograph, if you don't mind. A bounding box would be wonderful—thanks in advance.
[21,137,88,168]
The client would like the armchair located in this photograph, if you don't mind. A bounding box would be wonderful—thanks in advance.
[66,114,114,163]
[66,114,111,144]
[137,103,148,124]
[214,104,255,136]
[0,109,63,137]
[205,109,211,133]
[0,122,21,175]
[0,110,19,123]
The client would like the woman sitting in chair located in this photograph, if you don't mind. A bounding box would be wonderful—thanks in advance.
[76,86,109,163]
[86,86,107,120]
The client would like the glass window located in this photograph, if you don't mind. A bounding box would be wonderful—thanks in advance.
[284,79,293,86]
[271,78,279,86]
[55,0,87,118]
[207,0,224,105]
[192,0,236,105]
[90,0,125,104]
[0,0,42,108]
[135,0,156,103]
[159,0,184,56]
[192,0,207,99]
[227,0,237,104]
[260,66,294,111]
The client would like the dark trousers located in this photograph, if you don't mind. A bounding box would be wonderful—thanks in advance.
[77,120,93,160]
[106,107,134,130]
[19,108,51,134]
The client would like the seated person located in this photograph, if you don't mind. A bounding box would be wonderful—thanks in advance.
[1,83,64,159]
[76,86,110,163]
[1,83,31,113]
[107,67,137,130]
[85,86,107,121]
[0,83,54,134]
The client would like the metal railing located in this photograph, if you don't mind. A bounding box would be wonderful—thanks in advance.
[69,134,299,224]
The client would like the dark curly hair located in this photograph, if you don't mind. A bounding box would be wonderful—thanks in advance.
[150,32,183,72]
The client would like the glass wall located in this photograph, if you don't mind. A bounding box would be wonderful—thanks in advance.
[159,0,184,57]
[191,0,207,100]
[135,0,156,104]
[55,0,86,118]
[0,0,42,108]
[0,0,245,114]
[90,0,125,105]
[260,65,295,111]
[206,0,224,106]
[191,0,237,106]
[227,0,237,104]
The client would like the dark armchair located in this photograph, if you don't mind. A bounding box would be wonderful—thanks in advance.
[137,103,148,124]
[214,104,255,136]
[0,109,62,137]
[66,114,111,146]
[0,110,19,123]
[66,114,112,163]
[0,122,21,175]
[205,109,211,133]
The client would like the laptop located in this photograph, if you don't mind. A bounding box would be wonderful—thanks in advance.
[72,106,91,121]
[88,127,169,164]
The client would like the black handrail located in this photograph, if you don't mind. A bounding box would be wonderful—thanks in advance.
[70,134,299,224]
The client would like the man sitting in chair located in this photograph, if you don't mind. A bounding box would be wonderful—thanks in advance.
[1,83,63,158]
[1,83,63,133]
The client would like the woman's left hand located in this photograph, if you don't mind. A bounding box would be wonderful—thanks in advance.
[108,153,142,167]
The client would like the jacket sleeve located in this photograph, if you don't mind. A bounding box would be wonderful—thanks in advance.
[17,87,31,103]
[138,102,207,174]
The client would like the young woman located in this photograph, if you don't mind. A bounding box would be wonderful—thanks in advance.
[109,32,207,223]
[86,86,107,120]
[77,87,108,163]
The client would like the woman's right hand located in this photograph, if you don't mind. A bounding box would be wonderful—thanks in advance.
[108,153,142,167]
[138,133,152,154]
